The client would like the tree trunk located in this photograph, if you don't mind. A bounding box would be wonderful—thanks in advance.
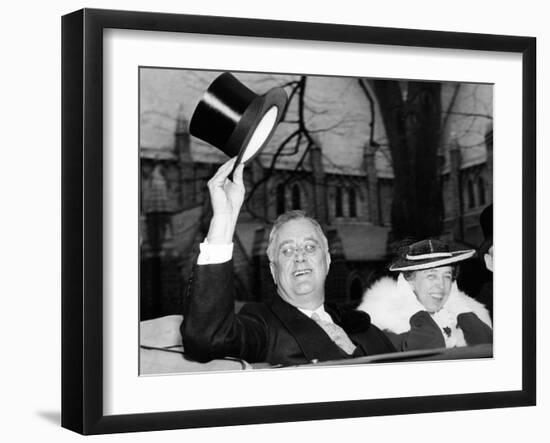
[371,80,444,242]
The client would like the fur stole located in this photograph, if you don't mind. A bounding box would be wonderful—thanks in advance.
[358,274,492,347]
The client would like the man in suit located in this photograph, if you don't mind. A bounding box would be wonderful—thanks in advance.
[181,159,395,366]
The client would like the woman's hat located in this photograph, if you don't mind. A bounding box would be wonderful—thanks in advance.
[389,239,475,272]
[189,72,288,172]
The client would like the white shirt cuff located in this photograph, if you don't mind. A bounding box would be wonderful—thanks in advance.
[197,239,234,265]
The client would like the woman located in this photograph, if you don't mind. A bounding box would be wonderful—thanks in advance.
[358,239,492,351]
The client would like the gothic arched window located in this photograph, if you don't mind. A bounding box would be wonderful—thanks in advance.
[335,187,343,217]
[478,176,486,206]
[348,188,357,218]
[276,183,286,215]
[291,184,301,210]
[467,179,476,209]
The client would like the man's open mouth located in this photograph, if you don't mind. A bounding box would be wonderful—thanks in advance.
[430,293,444,300]
[293,269,312,277]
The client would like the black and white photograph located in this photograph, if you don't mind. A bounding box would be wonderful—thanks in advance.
[3,0,546,440]
[56,5,538,437]
[138,68,495,374]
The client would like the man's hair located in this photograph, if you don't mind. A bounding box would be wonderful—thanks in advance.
[402,265,459,282]
[266,210,329,262]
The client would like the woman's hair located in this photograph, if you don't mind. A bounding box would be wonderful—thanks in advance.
[402,265,460,281]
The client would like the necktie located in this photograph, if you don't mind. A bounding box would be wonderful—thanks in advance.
[310,312,357,355]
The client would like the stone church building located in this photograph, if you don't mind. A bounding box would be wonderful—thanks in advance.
[139,71,493,320]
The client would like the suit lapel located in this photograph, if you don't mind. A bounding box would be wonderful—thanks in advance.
[270,297,349,362]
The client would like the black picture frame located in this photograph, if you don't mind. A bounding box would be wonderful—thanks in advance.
[61,8,536,435]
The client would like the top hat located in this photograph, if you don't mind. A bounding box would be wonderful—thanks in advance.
[389,239,475,272]
[479,204,493,255]
[189,72,288,172]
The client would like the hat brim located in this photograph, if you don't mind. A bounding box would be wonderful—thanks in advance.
[226,87,287,168]
[389,249,476,272]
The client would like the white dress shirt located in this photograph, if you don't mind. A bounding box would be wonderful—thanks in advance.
[297,305,335,324]
[197,240,233,265]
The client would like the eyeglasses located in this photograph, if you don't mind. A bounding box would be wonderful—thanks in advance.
[279,242,319,258]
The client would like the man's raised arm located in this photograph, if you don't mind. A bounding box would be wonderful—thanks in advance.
[181,159,267,363]
[204,158,245,247]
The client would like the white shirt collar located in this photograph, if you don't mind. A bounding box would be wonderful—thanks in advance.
[298,305,333,323]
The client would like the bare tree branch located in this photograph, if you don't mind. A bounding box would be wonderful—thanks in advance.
[441,83,461,138]
[443,111,493,120]
[358,79,378,149]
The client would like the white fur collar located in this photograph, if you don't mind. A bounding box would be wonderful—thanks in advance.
[358,274,492,346]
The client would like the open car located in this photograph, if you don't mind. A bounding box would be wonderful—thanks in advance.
[140,314,493,375]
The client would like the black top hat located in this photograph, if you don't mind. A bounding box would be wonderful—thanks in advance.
[190,72,288,170]
[389,239,475,272]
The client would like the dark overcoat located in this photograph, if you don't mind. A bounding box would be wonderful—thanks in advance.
[182,261,396,366]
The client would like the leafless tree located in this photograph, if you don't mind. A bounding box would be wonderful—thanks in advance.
[358,79,492,244]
